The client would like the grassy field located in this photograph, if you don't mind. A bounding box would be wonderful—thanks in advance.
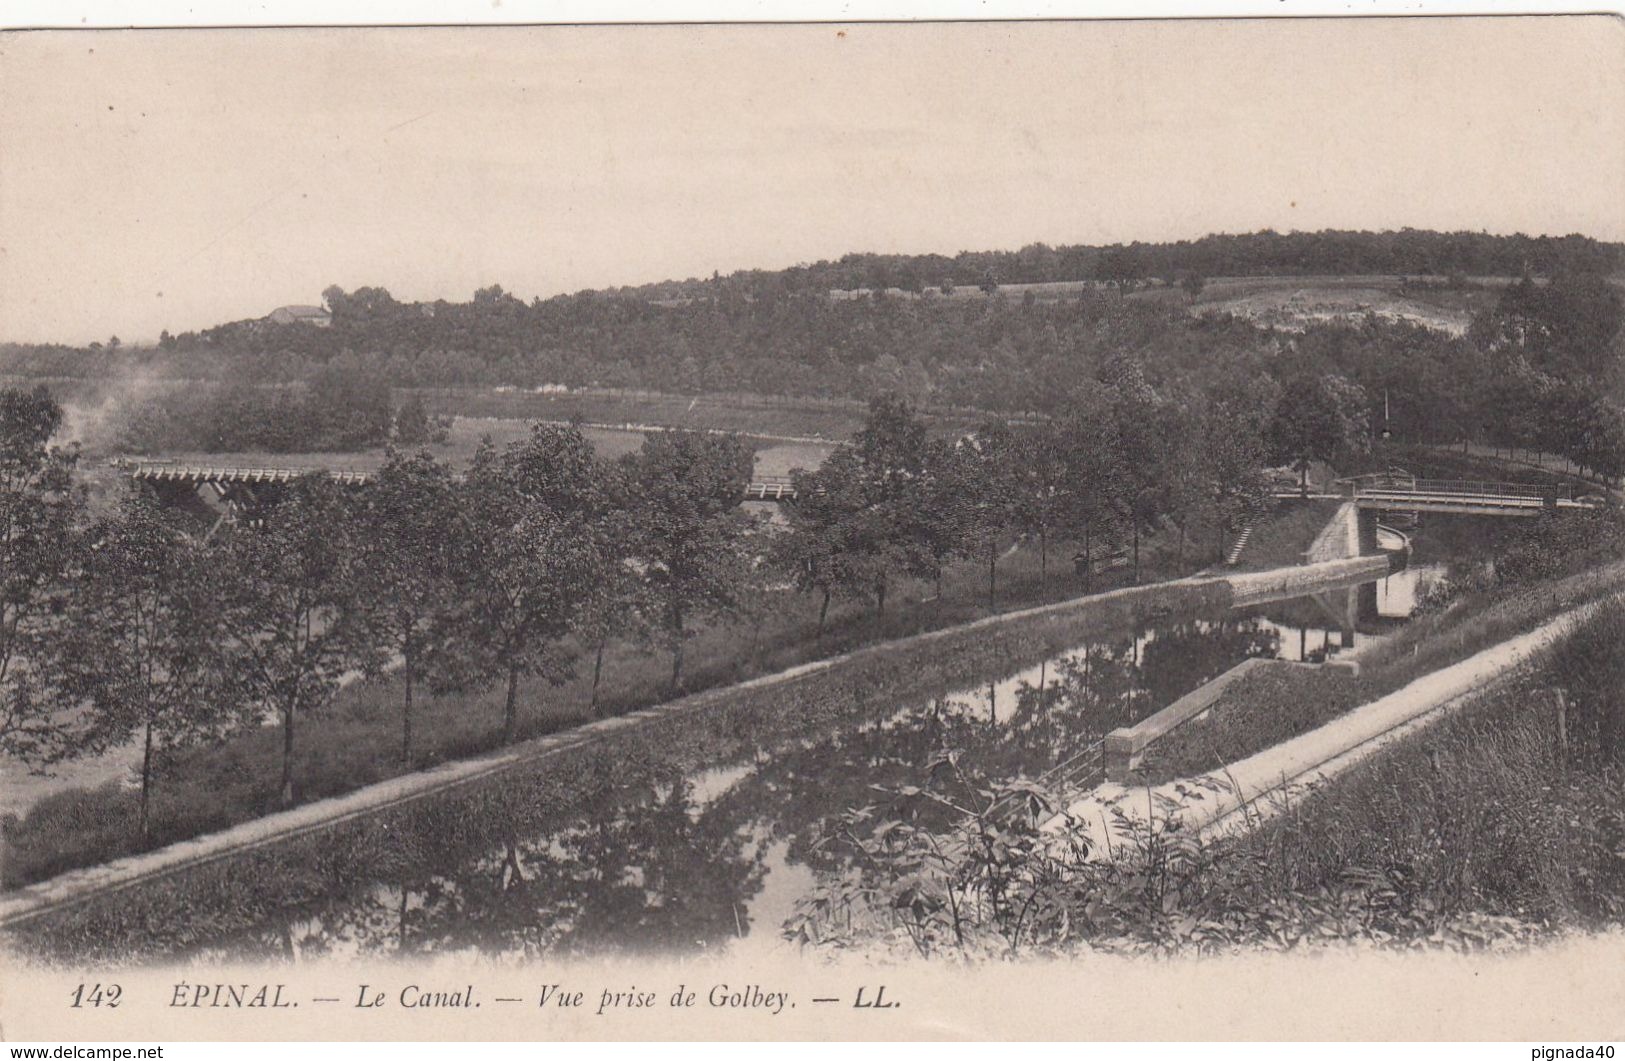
[844,274,1511,336]
[1349,441,1592,486]
[1433,440,1622,488]
[415,386,876,440]
[1187,275,1500,335]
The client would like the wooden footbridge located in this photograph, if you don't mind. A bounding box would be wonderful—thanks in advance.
[742,475,796,501]
[128,462,374,488]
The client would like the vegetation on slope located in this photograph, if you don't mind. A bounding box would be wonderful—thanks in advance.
[1225,498,1345,572]
[781,585,1625,959]
[3,573,1232,960]
[3,231,1622,448]
[1135,508,1625,783]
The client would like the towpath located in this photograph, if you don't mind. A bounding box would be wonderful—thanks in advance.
[1054,585,1621,855]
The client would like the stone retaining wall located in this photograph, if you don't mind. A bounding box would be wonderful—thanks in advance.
[1104,658,1300,781]
[1305,501,1361,562]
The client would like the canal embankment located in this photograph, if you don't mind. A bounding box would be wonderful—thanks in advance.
[0,553,1400,948]
[1058,558,1625,854]
[1227,553,1388,606]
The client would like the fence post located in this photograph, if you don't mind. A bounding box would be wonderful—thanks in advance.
[1104,729,1136,783]
[1554,688,1568,753]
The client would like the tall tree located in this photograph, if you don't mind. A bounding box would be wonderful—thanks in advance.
[1157,394,1213,567]
[59,493,236,841]
[778,444,928,636]
[1011,420,1070,580]
[1470,271,1625,385]
[944,417,1023,610]
[454,426,610,743]
[1103,360,1171,583]
[216,473,360,805]
[628,430,757,692]
[0,386,85,765]
[1267,373,1371,487]
[578,456,652,715]
[392,393,449,447]
[348,450,464,763]
[1053,389,1126,588]
[1203,376,1277,559]
[769,468,847,641]
[796,396,945,617]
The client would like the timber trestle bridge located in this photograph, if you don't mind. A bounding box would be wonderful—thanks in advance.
[120,460,803,531]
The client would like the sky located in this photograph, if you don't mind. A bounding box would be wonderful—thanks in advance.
[1,16,1622,344]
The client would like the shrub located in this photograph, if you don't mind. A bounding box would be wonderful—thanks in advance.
[2,784,141,888]
[391,393,450,446]
[1496,508,1625,586]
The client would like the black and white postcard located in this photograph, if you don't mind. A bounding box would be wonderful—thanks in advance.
[0,11,1622,1044]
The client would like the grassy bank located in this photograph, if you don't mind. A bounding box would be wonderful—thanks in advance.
[2,570,1233,962]
[1207,598,1625,944]
[1227,498,1345,572]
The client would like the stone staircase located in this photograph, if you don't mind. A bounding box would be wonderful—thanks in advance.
[1224,519,1257,566]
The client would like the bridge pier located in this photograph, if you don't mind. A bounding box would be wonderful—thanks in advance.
[1356,507,1380,556]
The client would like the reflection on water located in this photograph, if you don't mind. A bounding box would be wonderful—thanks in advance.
[1377,562,1445,618]
[190,567,1439,965]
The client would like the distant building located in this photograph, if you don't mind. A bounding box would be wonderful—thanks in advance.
[264,304,332,327]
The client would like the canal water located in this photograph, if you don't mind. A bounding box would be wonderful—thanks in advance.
[184,561,1443,965]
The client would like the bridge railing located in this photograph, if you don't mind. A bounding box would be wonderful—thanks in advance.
[1341,474,1577,501]
[743,476,797,501]
[129,463,374,486]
